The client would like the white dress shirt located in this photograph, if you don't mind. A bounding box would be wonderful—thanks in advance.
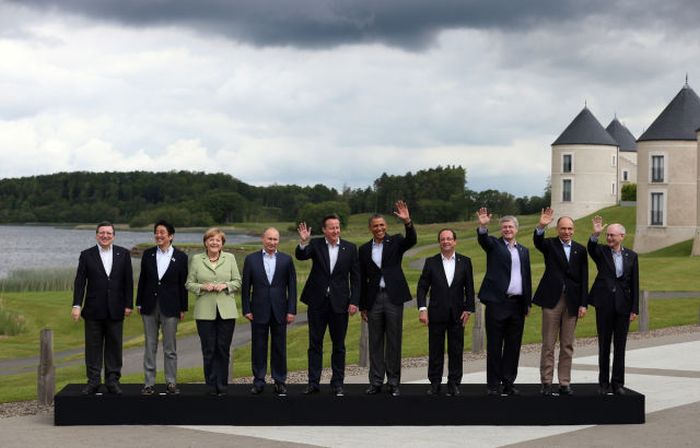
[371,240,386,288]
[99,244,113,276]
[262,250,277,284]
[505,241,523,296]
[156,245,174,280]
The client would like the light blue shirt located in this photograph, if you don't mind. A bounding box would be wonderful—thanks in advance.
[560,239,571,262]
[612,249,624,278]
[262,250,277,284]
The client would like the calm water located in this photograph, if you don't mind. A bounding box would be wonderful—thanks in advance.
[0,225,255,278]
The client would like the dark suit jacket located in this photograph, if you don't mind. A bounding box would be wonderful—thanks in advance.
[73,245,134,321]
[476,229,532,314]
[416,252,475,324]
[295,238,360,314]
[532,230,588,316]
[359,222,417,311]
[135,246,188,318]
[241,250,297,324]
[587,238,639,315]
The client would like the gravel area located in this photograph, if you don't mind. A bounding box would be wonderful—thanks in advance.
[2,324,698,419]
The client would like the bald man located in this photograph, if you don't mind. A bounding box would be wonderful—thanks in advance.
[587,216,638,396]
[241,227,297,396]
[533,208,588,396]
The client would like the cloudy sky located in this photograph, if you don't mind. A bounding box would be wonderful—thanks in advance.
[1,0,698,196]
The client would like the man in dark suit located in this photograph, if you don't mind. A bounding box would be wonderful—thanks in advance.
[476,207,532,396]
[72,221,133,395]
[416,228,475,396]
[136,220,188,396]
[359,200,416,397]
[588,215,639,395]
[533,208,588,396]
[296,214,360,396]
[242,227,297,396]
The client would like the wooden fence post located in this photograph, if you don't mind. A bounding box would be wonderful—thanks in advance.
[472,301,485,353]
[639,291,650,333]
[37,328,55,406]
[358,319,369,367]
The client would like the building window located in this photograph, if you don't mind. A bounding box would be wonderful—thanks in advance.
[562,154,572,173]
[651,155,664,182]
[611,182,617,196]
[623,170,629,181]
[651,192,664,225]
[611,155,617,167]
[562,179,572,202]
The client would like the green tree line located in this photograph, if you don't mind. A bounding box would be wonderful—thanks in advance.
[0,166,549,227]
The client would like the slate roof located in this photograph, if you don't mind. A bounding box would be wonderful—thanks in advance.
[638,83,700,142]
[606,118,637,152]
[552,107,618,146]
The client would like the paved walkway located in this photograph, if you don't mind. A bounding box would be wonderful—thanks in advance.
[2,327,699,447]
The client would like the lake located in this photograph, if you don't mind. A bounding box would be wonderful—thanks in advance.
[0,225,255,278]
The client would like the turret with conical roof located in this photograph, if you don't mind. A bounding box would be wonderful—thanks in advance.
[553,107,618,146]
[606,118,637,152]
[638,83,700,142]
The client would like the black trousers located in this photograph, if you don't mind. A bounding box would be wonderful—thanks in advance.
[307,301,348,387]
[595,306,630,388]
[196,311,236,393]
[84,318,123,386]
[428,316,465,386]
[251,315,287,388]
[368,291,404,387]
[485,299,525,390]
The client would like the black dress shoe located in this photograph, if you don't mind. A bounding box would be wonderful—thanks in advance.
[541,384,553,396]
[82,383,100,395]
[365,385,382,395]
[613,386,626,395]
[274,382,288,396]
[598,384,610,395]
[388,385,400,397]
[332,386,344,397]
[487,388,500,396]
[559,385,573,396]
[427,384,441,395]
[250,385,264,395]
[303,385,320,395]
[502,385,520,396]
[106,383,123,395]
[446,383,461,397]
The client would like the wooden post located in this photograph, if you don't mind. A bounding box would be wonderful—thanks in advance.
[472,301,485,353]
[639,291,650,333]
[358,319,369,367]
[37,328,55,406]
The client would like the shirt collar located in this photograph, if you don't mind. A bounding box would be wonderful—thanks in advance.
[559,239,571,247]
[325,238,340,247]
[441,252,455,262]
[262,249,277,257]
[98,244,113,253]
[157,245,173,255]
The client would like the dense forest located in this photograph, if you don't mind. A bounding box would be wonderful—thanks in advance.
[0,166,549,227]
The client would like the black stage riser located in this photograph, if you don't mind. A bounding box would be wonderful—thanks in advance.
[54,384,645,426]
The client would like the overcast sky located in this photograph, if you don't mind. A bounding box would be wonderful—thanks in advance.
[1,0,699,196]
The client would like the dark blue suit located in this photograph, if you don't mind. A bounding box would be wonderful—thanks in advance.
[296,238,360,388]
[73,245,133,386]
[477,229,532,391]
[241,250,297,388]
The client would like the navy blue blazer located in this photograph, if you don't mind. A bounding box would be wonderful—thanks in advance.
[532,230,588,316]
[416,252,475,324]
[359,222,417,311]
[73,245,134,321]
[476,229,532,314]
[587,238,639,315]
[241,250,297,324]
[295,238,360,313]
[135,246,189,318]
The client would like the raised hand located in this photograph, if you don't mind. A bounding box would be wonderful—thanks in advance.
[476,207,492,227]
[538,207,554,229]
[592,215,606,236]
[393,200,411,223]
[297,221,311,244]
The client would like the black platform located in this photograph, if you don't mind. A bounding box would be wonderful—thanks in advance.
[54,383,645,426]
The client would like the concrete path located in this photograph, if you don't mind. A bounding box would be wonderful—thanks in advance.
[2,328,699,447]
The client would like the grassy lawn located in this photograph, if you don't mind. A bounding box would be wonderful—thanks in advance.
[1,205,699,402]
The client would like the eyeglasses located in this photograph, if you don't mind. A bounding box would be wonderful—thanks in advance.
[606,233,622,237]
